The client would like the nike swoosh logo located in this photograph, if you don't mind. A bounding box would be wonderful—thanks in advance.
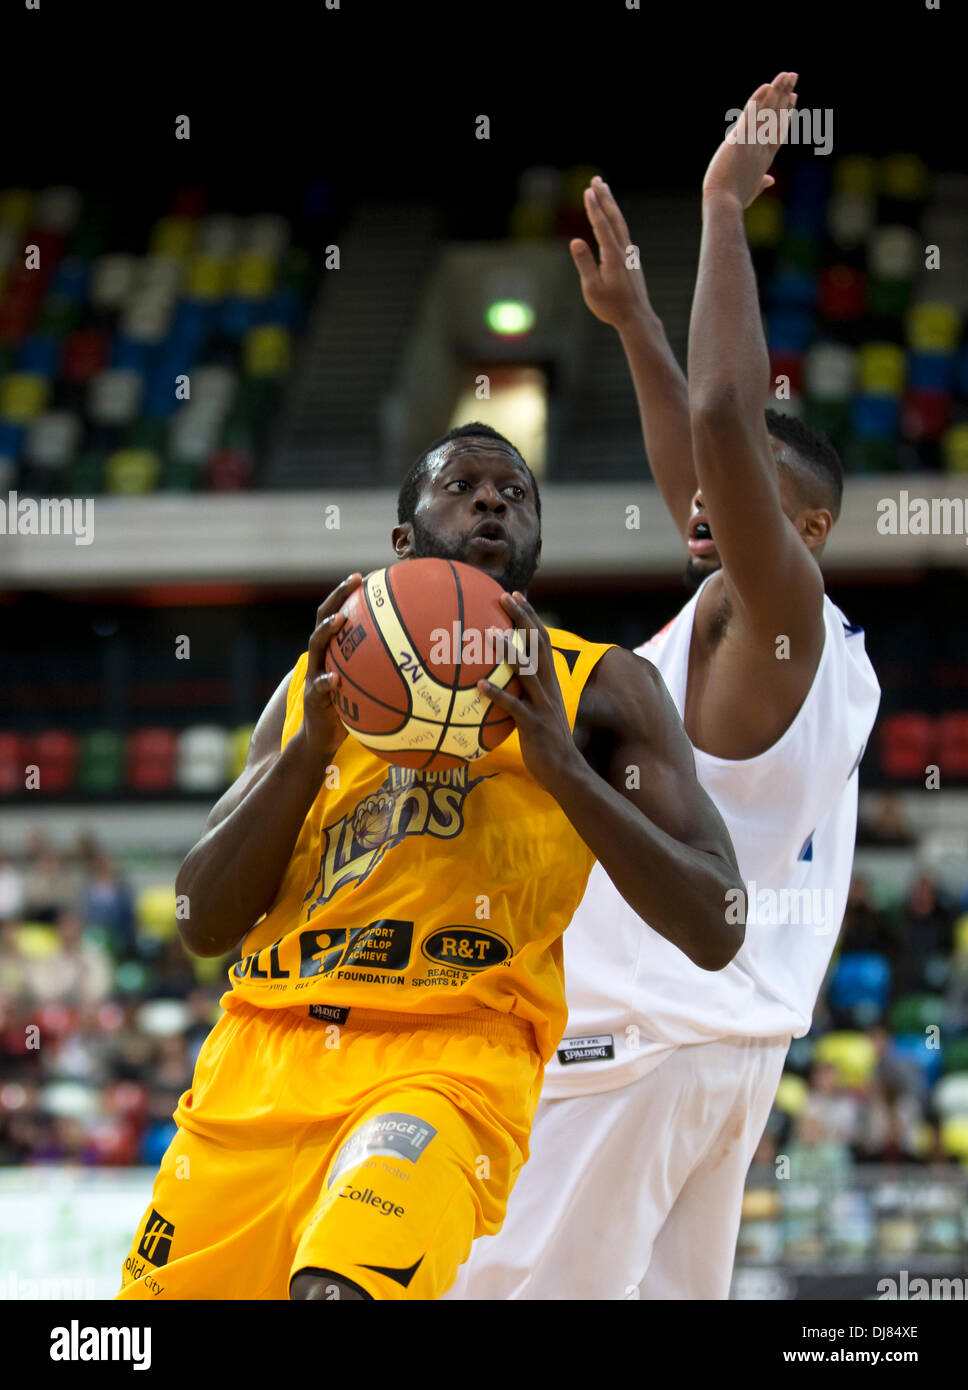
[356,1255,424,1289]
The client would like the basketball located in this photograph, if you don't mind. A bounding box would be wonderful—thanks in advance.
[324,558,525,770]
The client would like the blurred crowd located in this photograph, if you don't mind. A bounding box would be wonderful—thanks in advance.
[752,800,968,1174]
[0,831,226,1167]
[1,809,968,1171]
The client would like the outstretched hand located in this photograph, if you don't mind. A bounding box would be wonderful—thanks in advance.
[702,71,799,209]
[570,176,652,331]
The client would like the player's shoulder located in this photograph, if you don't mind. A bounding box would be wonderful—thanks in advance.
[546,624,659,674]
[545,624,604,653]
[545,625,629,687]
[575,642,671,738]
[822,591,861,636]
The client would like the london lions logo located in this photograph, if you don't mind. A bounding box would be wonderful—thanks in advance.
[301,765,493,916]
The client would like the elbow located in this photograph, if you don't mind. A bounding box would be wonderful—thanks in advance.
[176,912,241,959]
[178,931,229,960]
[173,864,200,953]
[173,860,221,958]
[691,877,747,971]
[177,920,210,958]
[700,929,745,972]
[689,382,746,430]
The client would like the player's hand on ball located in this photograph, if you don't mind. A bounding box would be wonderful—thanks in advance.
[478,592,580,791]
[702,71,798,209]
[301,573,362,759]
[570,176,652,331]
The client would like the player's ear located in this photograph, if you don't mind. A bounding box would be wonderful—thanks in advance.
[392,523,414,558]
[533,536,542,573]
[801,507,832,551]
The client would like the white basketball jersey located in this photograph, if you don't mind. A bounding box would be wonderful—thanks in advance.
[543,577,881,1099]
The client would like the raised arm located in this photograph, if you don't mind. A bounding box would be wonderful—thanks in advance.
[570,176,698,533]
[689,72,825,653]
[175,574,361,957]
[482,596,745,970]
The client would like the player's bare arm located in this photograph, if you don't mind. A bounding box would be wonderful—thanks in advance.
[481,592,745,970]
[689,74,825,674]
[572,176,698,532]
[175,574,362,958]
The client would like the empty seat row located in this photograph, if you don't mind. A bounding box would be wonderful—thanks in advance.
[879,712,968,779]
[0,725,255,794]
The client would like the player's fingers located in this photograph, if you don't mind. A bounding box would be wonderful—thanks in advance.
[499,594,554,696]
[478,677,527,722]
[585,186,625,260]
[503,590,550,647]
[306,669,339,699]
[315,572,362,626]
[306,611,348,679]
[592,177,633,251]
[570,237,599,290]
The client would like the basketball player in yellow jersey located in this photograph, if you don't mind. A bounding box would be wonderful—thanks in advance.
[118,421,745,1302]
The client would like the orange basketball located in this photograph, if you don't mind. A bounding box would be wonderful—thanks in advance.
[324,558,525,770]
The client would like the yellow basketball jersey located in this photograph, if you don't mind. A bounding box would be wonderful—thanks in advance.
[226,628,615,1062]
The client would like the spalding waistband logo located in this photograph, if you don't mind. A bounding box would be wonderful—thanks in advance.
[556,1034,615,1065]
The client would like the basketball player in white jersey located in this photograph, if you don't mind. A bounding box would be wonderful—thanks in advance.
[449,73,881,1300]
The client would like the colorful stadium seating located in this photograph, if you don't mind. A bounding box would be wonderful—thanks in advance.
[28,730,78,792]
[891,1033,944,1087]
[828,952,892,1025]
[126,728,176,791]
[879,713,934,779]
[175,726,231,792]
[0,732,24,793]
[814,1032,878,1088]
[818,266,866,322]
[77,730,125,792]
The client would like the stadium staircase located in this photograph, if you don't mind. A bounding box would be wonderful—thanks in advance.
[264,203,436,488]
[556,194,699,482]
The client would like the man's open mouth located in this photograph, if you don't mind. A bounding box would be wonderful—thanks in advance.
[469,522,508,550]
[687,516,716,556]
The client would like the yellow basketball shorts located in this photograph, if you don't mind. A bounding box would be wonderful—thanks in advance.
[117,997,543,1301]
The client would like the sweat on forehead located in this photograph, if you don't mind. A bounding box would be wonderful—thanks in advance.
[424,437,525,481]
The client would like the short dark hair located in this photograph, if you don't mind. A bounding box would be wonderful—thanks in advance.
[764,408,844,520]
[396,422,542,526]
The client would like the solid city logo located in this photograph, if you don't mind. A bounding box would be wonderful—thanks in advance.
[136,1207,175,1266]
